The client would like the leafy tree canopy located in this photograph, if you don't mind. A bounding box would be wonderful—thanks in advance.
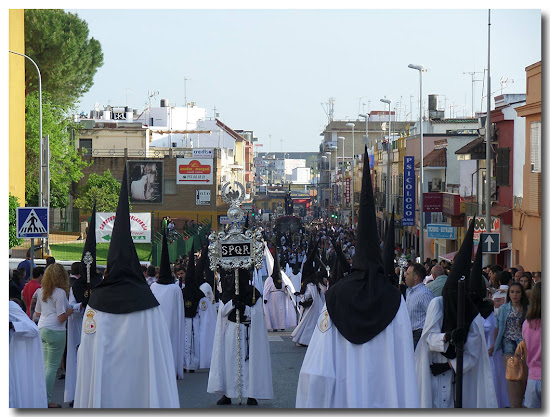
[74,170,130,212]
[24,9,104,108]
[9,193,24,249]
[25,92,89,208]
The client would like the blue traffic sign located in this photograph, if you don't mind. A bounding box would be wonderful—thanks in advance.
[480,232,500,254]
[17,207,49,238]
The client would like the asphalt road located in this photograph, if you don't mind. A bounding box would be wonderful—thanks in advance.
[51,328,308,409]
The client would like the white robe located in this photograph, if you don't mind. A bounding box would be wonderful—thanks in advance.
[198,282,217,369]
[207,299,273,400]
[74,305,180,408]
[296,298,420,408]
[64,288,84,403]
[263,277,297,330]
[415,297,498,408]
[9,301,48,408]
[150,282,186,379]
[291,283,325,346]
[184,314,201,371]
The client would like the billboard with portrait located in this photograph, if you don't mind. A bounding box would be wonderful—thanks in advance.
[127,160,163,204]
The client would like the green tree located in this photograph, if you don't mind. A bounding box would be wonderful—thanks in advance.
[74,170,131,212]
[24,9,104,108]
[25,92,89,207]
[9,193,24,249]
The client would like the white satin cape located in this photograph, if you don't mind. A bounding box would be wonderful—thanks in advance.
[9,301,48,408]
[150,282,186,379]
[291,283,325,346]
[415,296,497,408]
[296,298,420,408]
[74,305,180,408]
[263,276,297,330]
[207,299,273,400]
[198,282,217,369]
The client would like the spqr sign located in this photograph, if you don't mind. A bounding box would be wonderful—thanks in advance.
[221,242,251,257]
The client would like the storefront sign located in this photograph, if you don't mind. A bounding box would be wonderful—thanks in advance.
[402,156,415,226]
[345,178,351,204]
[427,224,456,239]
[196,190,211,205]
[423,192,443,212]
[442,193,462,216]
[467,216,501,242]
[177,158,213,184]
[192,148,214,158]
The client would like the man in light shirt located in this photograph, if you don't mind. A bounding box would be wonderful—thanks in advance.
[405,262,435,350]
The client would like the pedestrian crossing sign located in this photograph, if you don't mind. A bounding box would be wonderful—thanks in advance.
[16,207,49,238]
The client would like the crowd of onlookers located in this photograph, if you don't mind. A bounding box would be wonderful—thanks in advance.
[398,254,541,409]
[9,222,542,408]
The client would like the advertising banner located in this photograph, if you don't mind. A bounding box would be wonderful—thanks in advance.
[402,156,415,226]
[467,216,500,242]
[427,224,456,239]
[128,161,163,204]
[96,212,151,243]
[177,158,214,184]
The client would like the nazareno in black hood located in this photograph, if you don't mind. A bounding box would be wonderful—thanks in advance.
[88,167,159,314]
[325,147,401,344]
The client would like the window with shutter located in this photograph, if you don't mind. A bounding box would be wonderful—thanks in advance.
[496,147,510,186]
[530,121,541,173]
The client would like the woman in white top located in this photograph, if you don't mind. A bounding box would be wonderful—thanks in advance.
[35,263,73,408]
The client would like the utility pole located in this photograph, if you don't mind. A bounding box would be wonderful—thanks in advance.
[484,9,493,266]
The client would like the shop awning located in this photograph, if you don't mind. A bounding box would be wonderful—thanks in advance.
[439,251,457,262]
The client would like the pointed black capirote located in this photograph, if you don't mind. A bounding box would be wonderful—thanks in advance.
[271,244,283,289]
[88,167,159,314]
[469,240,492,319]
[440,215,479,358]
[156,231,174,285]
[183,241,206,318]
[383,208,399,287]
[325,147,401,344]
[73,202,102,306]
[331,237,351,275]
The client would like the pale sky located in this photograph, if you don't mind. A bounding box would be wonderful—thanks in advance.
[65,7,542,152]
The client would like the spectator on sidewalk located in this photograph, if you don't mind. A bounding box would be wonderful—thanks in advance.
[22,267,44,318]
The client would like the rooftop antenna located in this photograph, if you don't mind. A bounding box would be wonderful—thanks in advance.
[147,90,159,110]
[463,71,483,117]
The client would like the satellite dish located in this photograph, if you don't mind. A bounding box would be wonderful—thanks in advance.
[381,122,388,131]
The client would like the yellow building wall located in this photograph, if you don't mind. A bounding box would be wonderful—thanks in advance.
[512,61,542,272]
[9,9,26,204]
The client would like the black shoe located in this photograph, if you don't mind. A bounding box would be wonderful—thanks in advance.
[68,401,74,408]
[217,395,231,405]
[273,329,278,332]
[189,370,195,373]
[247,398,258,406]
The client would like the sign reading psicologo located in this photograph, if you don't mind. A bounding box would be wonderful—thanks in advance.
[402,156,415,226]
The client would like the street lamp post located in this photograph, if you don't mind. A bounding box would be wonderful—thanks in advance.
[10,50,50,256]
[380,98,392,217]
[346,123,355,229]
[408,63,425,263]
[359,113,370,146]
[10,50,43,207]
[337,136,345,222]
